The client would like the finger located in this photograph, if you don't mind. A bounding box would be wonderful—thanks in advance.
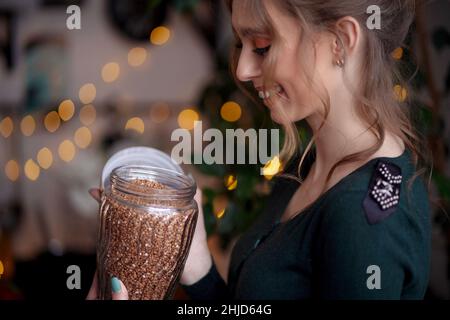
[194,188,202,203]
[89,188,102,203]
[86,271,98,300]
[194,188,204,217]
[111,277,129,300]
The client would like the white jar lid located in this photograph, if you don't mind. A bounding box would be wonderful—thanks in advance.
[101,146,183,188]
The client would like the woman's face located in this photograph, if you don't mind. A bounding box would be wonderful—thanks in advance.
[231,0,339,125]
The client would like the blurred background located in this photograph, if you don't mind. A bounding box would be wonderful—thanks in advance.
[0,0,449,300]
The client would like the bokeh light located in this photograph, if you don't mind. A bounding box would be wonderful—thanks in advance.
[37,147,53,170]
[392,47,403,60]
[101,62,120,83]
[74,127,92,149]
[177,109,199,130]
[116,95,134,116]
[44,111,61,133]
[150,102,170,124]
[213,195,228,219]
[394,85,407,102]
[128,47,148,67]
[58,140,76,163]
[262,156,282,180]
[216,209,225,219]
[0,117,14,138]
[58,99,75,122]
[5,160,19,181]
[79,83,96,104]
[24,159,40,181]
[224,174,238,191]
[79,104,96,126]
[150,26,171,45]
[125,117,145,134]
[220,101,242,122]
[20,115,36,137]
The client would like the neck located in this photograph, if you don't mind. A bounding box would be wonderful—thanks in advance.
[304,96,378,183]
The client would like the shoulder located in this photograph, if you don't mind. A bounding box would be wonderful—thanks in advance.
[319,155,431,232]
[311,153,431,298]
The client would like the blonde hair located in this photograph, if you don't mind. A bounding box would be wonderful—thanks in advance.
[225,0,432,200]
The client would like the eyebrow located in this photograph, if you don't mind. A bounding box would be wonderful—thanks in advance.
[234,26,269,38]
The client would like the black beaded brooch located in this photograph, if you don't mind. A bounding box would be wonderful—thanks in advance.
[363,160,403,225]
[370,163,402,210]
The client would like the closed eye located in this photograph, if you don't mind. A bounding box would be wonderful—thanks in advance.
[253,45,271,56]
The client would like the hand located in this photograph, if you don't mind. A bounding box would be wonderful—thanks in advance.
[86,271,129,300]
[88,188,102,203]
[179,188,212,286]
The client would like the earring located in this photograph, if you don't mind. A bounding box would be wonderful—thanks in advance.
[335,58,345,68]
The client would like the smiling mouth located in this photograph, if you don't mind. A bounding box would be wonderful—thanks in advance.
[258,84,289,101]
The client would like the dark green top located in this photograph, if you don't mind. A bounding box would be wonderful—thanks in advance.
[183,148,431,299]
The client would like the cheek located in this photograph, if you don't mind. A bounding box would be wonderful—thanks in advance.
[272,51,305,96]
[312,41,338,92]
[283,47,331,110]
[268,46,323,121]
[277,59,311,107]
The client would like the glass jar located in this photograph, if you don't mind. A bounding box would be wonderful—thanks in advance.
[97,165,198,300]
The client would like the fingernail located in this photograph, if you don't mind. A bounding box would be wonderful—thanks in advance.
[111,277,121,293]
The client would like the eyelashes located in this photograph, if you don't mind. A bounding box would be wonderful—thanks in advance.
[234,42,271,57]
[253,45,271,56]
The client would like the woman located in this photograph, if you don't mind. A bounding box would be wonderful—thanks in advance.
[88,0,431,299]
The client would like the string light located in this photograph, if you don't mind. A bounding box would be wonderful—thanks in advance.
[392,47,403,60]
[20,115,36,137]
[216,209,225,219]
[125,117,145,134]
[177,109,199,130]
[79,104,96,126]
[150,26,171,45]
[150,102,170,124]
[213,195,228,219]
[220,101,242,122]
[44,111,61,133]
[74,127,92,149]
[79,83,96,104]
[58,140,76,163]
[262,156,282,180]
[0,117,13,138]
[394,85,407,102]
[128,47,148,67]
[37,147,53,170]
[24,159,40,181]
[5,160,19,181]
[102,62,120,83]
[58,99,75,122]
[224,174,238,191]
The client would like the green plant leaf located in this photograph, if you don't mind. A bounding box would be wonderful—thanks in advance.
[432,171,450,203]
[432,27,450,51]
[445,65,450,94]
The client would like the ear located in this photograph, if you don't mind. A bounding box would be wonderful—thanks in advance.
[332,16,361,57]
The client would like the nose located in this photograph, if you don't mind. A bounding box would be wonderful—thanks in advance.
[236,48,262,83]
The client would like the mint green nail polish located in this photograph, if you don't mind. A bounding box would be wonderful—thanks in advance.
[111,277,121,293]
